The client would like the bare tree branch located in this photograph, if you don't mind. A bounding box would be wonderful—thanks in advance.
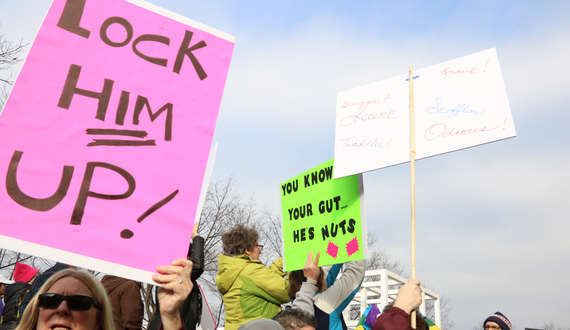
[542,321,570,330]
[0,24,29,109]
[257,209,284,264]
[196,175,263,326]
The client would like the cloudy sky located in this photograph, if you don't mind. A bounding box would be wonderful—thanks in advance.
[2,0,569,329]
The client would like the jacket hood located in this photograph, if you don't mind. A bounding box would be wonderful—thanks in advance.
[216,254,260,294]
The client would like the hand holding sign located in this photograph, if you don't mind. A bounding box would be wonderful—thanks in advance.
[303,251,321,282]
[153,258,194,330]
[393,279,423,316]
[192,222,199,240]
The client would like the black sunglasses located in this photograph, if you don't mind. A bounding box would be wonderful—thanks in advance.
[38,293,101,311]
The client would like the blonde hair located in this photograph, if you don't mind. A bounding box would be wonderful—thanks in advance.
[16,268,114,330]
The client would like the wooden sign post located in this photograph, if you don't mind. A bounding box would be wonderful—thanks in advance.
[409,65,417,329]
[333,48,515,329]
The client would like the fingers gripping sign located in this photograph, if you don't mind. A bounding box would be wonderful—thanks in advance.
[152,258,193,330]
[191,222,199,240]
[303,251,320,281]
[393,279,422,315]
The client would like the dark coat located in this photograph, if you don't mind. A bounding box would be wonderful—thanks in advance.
[0,282,30,330]
[148,235,204,330]
[101,275,144,330]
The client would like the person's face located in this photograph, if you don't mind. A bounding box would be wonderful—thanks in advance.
[484,321,501,330]
[245,243,262,260]
[0,283,5,295]
[37,277,100,330]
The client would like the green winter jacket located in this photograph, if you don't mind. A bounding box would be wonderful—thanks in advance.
[216,254,290,330]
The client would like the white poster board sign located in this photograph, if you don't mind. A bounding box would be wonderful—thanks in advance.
[334,48,515,178]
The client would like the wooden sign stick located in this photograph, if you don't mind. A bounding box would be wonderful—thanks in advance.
[409,65,417,329]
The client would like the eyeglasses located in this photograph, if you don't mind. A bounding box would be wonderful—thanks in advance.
[38,293,101,311]
[256,244,264,252]
[484,326,501,330]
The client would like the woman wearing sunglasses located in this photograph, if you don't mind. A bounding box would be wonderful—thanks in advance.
[15,268,113,330]
[16,258,193,330]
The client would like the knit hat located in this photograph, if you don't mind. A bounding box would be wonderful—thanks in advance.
[484,312,511,330]
[13,263,39,283]
[0,274,15,285]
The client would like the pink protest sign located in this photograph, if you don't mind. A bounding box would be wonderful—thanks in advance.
[0,0,234,282]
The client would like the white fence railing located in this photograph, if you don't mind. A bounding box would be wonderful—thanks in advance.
[343,269,441,329]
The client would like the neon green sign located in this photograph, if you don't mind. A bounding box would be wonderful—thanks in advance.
[281,159,366,271]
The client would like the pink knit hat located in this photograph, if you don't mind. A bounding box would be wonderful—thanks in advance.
[13,263,39,283]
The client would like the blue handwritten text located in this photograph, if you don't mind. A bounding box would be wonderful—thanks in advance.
[424,98,485,118]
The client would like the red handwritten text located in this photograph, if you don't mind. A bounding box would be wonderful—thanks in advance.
[424,123,498,141]
[441,66,478,76]
[341,94,391,110]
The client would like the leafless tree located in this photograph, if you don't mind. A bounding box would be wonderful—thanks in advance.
[195,176,262,326]
[0,85,9,109]
[0,23,28,109]
[364,231,407,278]
[256,208,284,263]
[472,321,484,330]
[424,294,454,329]
[0,249,55,281]
[134,176,259,326]
[543,322,570,330]
[140,283,156,324]
[188,177,292,327]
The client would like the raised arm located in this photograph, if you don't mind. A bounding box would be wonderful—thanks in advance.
[316,259,366,313]
[269,257,287,277]
[291,252,320,315]
[188,223,205,281]
[372,279,422,330]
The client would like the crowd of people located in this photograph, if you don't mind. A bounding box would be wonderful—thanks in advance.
[0,223,512,330]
